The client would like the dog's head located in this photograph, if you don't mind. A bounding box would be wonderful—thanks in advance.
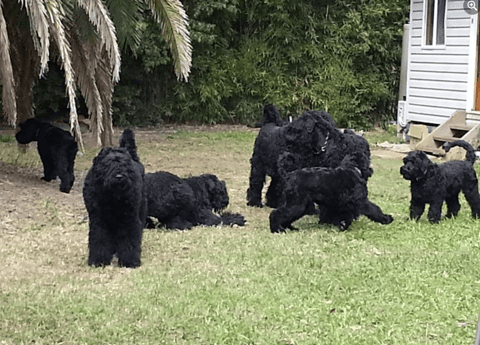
[201,174,230,212]
[90,129,144,194]
[400,151,433,181]
[285,112,334,155]
[15,119,45,144]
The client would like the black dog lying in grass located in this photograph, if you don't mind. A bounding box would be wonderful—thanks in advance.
[400,140,480,223]
[145,172,246,230]
[16,118,78,193]
[269,153,393,233]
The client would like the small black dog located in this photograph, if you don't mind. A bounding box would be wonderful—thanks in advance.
[83,129,147,268]
[16,118,78,193]
[146,172,246,230]
[400,140,480,223]
[270,154,393,233]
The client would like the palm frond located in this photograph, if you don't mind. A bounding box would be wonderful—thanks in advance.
[70,28,104,146]
[76,0,121,82]
[104,0,142,50]
[146,0,192,81]
[95,48,115,147]
[44,0,83,149]
[19,0,50,76]
[0,0,17,126]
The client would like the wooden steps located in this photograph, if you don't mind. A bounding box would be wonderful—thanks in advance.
[414,110,480,156]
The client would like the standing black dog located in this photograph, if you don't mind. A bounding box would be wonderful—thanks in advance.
[247,105,335,208]
[83,129,147,268]
[270,154,393,233]
[400,140,480,223]
[145,172,246,230]
[247,105,373,209]
[16,118,78,193]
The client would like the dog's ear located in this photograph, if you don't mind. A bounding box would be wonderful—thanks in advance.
[305,115,316,133]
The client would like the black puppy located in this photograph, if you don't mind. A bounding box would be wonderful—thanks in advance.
[83,129,147,268]
[400,140,480,223]
[16,118,78,193]
[270,154,393,233]
[146,172,246,230]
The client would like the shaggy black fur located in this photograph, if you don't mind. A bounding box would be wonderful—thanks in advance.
[400,140,480,223]
[16,118,78,193]
[145,172,246,230]
[270,154,393,233]
[83,129,147,268]
[247,105,373,209]
[247,105,336,208]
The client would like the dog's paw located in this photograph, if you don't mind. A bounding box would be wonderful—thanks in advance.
[247,201,264,208]
[383,215,394,224]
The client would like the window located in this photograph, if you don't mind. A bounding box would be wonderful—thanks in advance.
[424,0,447,46]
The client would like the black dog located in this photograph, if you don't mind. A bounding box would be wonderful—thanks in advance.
[247,105,335,208]
[16,118,78,193]
[247,105,372,209]
[270,154,393,233]
[400,140,480,223]
[83,129,147,268]
[145,172,246,230]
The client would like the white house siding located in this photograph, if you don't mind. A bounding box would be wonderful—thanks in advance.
[406,0,473,125]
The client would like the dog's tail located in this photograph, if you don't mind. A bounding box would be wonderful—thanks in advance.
[443,140,477,165]
[119,129,140,162]
[261,104,284,126]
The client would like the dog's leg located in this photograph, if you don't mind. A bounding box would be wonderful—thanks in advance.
[427,201,443,223]
[265,176,283,208]
[197,209,222,226]
[445,195,461,218]
[116,221,142,268]
[88,220,115,267]
[247,162,266,207]
[410,199,426,221]
[165,216,194,230]
[270,204,306,233]
[462,184,480,219]
[361,200,394,225]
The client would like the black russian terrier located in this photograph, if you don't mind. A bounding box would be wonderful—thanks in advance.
[145,172,246,230]
[16,118,78,193]
[400,140,480,223]
[83,129,147,268]
[270,154,393,233]
[247,105,373,209]
[247,105,335,208]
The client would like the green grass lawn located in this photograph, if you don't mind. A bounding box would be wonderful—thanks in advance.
[0,127,479,344]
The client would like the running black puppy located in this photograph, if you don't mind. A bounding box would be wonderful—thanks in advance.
[270,154,393,233]
[400,140,480,223]
[83,129,147,268]
[16,118,78,193]
[146,172,246,230]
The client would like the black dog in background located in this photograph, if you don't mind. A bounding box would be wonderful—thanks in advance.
[270,153,393,233]
[146,172,246,230]
[400,140,480,223]
[83,129,147,268]
[16,118,78,193]
[247,105,335,208]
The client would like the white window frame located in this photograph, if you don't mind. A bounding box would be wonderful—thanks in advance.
[422,0,447,49]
